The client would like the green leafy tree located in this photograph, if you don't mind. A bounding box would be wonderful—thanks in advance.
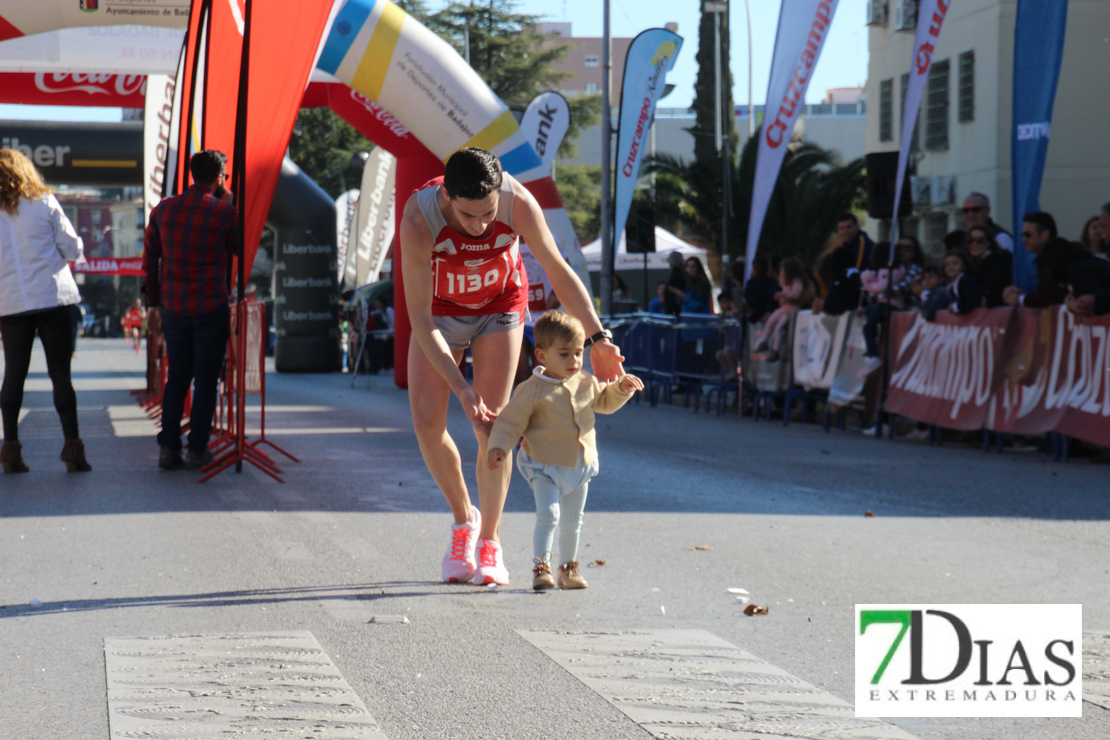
[287,108,375,199]
[553,164,601,242]
[646,132,866,265]
[426,1,599,159]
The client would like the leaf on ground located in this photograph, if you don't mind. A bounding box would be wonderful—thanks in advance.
[743,604,770,616]
[587,560,606,567]
[687,545,714,551]
[864,510,875,517]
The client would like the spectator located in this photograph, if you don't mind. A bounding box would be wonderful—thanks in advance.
[816,213,874,315]
[1079,215,1107,258]
[143,150,240,471]
[668,256,712,315]
[0,148,91,474]
[944,250,983,315]
[966,225,1013,308]
[647,281,667,314]
[912,265,951,321]
[717,291,740,318]
[663,251,685,316]
[755,256,812,362]
[812,235,844,300]
[1003,212,1070,308]
[724,259,745,313]
[891,236,926,305]
[611,273,631,302]
[943,229,968,253]
[743,255,779,323]
[961,192,1014,252]
[859,238,924,376]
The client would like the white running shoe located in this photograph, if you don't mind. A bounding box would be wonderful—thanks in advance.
[442,509,481,583]
[473,538,510,585]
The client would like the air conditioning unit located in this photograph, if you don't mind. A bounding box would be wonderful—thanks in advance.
[865,0,888,26]
[931,175,953,205]
[911,176,931,206]
[894,0,917,32]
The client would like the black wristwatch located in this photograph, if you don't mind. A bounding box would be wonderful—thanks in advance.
[584,329,613,348]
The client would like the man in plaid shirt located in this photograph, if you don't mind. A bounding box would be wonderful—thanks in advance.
[143,150,240,471]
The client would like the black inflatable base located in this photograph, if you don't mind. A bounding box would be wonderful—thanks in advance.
[274,336,341,373]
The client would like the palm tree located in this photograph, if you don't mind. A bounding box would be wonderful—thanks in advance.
[644,129,866,266]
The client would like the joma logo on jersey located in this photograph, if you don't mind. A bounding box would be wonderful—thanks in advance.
[79,0,98,12]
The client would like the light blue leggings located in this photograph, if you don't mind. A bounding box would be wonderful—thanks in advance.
[517,448,599,564]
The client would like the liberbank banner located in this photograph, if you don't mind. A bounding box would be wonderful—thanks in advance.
[1011,0,1069,294]
[889,0,951,246]
[317,0,542,177]
[613,28,682,251]
[745,0,839,281]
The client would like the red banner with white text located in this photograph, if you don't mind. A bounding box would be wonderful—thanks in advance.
[886,307,1110,448]
[70,258,144,276]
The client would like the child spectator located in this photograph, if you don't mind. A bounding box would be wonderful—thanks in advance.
[913,266,951,321]
[487,311,643,591]
[743,255,779,323]
[755,256,812,362]
[717,291,739,318]
[944,250,983,315]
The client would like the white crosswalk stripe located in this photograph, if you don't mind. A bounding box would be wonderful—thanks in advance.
[518,629,918,740]
[104,632,388,739]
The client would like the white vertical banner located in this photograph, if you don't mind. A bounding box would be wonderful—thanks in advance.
[353,148,397,288]
[745,0,840,281]
[143,74,175,226]
[336,189,359,289]
[519,91,570,179]
[890,0,952,245]
[613,28,683,250]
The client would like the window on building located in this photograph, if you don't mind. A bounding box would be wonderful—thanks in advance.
[879,78,893,142]
[584,55,599,68]
[925,212,949,256]
[585,82,598,94]
[926,59,949,151]
[900,73,921,152]
[91,211,102,225]
[958,51,974,123]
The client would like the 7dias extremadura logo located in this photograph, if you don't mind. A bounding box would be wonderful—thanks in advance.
[855,604,1081,717]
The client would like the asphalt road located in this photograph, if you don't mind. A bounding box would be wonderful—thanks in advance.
[2,339,1108,739]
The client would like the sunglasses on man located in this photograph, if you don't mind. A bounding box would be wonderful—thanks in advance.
[961,206,986,214]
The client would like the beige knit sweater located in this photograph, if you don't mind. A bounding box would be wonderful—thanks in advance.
[488,367,634,467]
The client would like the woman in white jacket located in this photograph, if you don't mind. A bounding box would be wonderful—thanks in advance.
[0,148,91,473]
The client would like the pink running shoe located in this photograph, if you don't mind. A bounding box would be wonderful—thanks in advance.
[473,538,509,585]
[442,510,481,583]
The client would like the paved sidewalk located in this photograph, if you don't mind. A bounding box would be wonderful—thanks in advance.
[2,339,1109,739]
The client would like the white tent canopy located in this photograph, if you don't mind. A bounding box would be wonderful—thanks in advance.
[581,226,707,272]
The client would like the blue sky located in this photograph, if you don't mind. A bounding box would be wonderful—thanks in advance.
[0,0,869,121]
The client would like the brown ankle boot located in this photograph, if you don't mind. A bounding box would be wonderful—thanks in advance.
[60,439,92,472]
[1,440,29,473]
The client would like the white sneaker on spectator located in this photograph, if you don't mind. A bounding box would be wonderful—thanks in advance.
[442,509,481,583]
[473,538,510,585]
[903,427,930,442]
[858,356,883,379]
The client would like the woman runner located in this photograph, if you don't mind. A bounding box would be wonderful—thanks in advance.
[400,148,624,585]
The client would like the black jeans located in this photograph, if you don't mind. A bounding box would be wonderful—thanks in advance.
[0,306,80,441]
[159,304,230,454]
[863,302,892,358]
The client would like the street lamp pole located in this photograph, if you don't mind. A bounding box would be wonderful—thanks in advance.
[600,0,613,317]
[707,1,730,264]
[745,0,753,136]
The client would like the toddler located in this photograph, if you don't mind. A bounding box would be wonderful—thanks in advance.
[755,256,812,362]
[487,311,643,591]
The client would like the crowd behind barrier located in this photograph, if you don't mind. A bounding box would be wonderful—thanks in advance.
[603,305,1110,456]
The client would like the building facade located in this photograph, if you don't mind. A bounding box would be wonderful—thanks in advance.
[539,22,632,99]
[865,0,1110,258]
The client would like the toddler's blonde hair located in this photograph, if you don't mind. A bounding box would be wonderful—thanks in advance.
[532,310,584,349]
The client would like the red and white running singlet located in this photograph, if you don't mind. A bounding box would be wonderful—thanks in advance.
[415,175,529,317]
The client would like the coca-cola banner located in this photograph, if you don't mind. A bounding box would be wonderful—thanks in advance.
[884,307,1110,448]
[70,258,144,276]
[0,72,147,107]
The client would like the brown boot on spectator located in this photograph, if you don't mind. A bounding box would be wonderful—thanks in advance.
[1,440,29,473]
[557,561,588,590]
[60,439,92,472]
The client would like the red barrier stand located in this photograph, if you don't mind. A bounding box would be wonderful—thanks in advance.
[199,300,296,483]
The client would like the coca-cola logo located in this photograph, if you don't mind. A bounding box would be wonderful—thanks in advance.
[349,90,410,139]
[34,73,146,98]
